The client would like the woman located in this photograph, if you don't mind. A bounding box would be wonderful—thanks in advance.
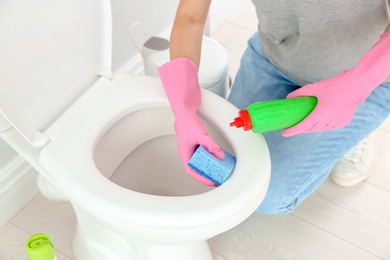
[158,0,390,214]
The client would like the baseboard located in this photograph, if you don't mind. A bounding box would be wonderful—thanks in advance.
[117,54,144,76]
[0,156,39,227]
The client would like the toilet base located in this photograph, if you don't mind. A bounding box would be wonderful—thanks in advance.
[72,205,214,260]
[73,224,213,260]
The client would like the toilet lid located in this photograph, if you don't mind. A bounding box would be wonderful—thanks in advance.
[0,0,112,147]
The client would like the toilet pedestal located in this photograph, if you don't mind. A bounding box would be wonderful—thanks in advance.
[72,203,214,260]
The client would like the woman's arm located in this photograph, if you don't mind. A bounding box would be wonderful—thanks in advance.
[169,0,211,68]
[157,0,224,186]
[282,24,390,136]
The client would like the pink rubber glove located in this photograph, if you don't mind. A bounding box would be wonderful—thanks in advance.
[282,33,390,137]
[158,57,224,186]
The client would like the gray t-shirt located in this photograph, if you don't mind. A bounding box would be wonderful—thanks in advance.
[252,0,390,86]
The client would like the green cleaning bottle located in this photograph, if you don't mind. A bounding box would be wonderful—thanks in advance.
[230,96,318,133]
[25,234,56,260]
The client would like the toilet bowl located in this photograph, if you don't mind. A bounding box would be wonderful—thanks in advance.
[0,1,271,259]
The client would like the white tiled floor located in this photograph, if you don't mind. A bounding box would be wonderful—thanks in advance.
[2,2,390,259]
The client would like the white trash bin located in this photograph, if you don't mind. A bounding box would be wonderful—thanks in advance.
[129,23,230,98]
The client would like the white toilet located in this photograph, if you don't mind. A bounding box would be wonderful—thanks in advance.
[0,1,271,260]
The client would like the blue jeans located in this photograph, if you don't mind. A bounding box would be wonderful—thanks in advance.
[228,33,390,214]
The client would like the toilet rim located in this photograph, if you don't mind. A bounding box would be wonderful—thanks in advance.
[39,74,271,229]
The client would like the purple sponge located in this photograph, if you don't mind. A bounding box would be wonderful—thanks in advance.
[188,146,236,186]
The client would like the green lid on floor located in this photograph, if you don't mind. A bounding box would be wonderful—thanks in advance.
[25,233,55,260]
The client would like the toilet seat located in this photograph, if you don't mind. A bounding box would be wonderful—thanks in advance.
[39,74,270,229]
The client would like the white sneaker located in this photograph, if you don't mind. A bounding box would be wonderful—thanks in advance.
[330,133,377,187]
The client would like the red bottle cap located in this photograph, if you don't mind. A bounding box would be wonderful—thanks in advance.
[229,110,252,131]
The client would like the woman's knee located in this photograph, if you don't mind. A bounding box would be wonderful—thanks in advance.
[256,196,298,215]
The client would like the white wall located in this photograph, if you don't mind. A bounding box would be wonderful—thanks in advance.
[110,0,179,74]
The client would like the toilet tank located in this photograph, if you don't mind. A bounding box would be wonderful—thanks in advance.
[0,0,112,147]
